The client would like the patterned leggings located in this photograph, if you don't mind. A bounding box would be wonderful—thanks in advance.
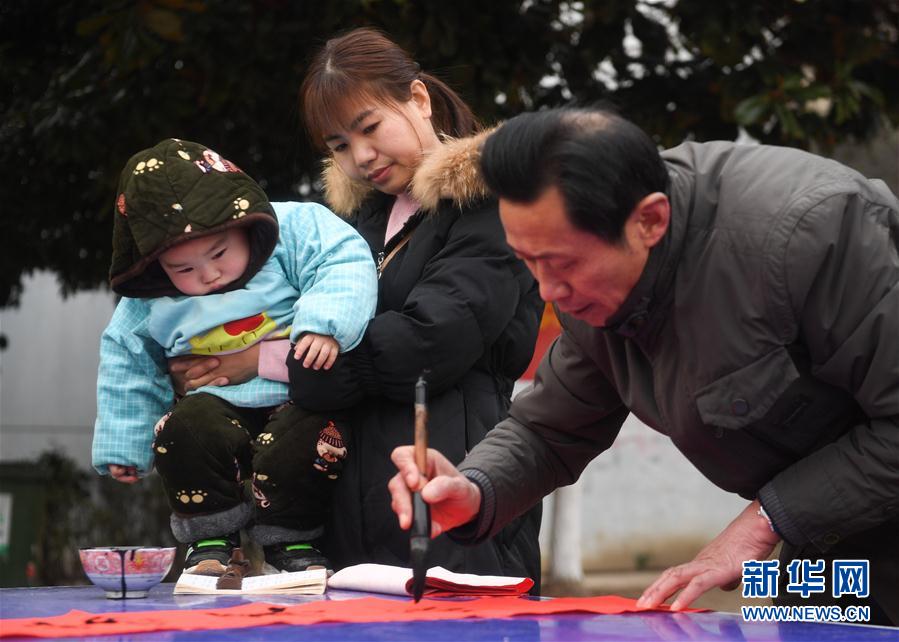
[153,392,347,532]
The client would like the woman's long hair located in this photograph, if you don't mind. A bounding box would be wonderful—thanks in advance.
[301,27,479,150]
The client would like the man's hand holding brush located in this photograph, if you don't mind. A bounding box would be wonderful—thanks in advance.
[388,447,483,538]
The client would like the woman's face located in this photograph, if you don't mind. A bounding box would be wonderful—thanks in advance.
[324,81,441,195]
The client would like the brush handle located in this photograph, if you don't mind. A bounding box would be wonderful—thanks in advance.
[414,376,428,478]
[410,375,431,603]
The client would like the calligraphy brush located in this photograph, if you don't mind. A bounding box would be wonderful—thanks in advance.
[410,374,430,602]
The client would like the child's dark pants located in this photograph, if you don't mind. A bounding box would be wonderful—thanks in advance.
[152,392,346,541]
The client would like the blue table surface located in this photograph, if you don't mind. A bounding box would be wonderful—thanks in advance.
[1,584,897,642]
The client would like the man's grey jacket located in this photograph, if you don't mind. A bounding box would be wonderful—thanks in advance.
[459,141,898,558]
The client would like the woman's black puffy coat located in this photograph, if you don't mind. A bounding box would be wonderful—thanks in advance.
[288,135,543,586]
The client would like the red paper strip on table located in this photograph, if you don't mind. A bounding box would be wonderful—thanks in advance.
[0,595,701,639]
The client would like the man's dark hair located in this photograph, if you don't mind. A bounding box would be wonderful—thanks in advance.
[480,108,669,242]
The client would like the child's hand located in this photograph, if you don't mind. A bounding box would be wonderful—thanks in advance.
[108,464,139,484]
[293,333,339,370]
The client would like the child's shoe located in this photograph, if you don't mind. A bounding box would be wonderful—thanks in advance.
[184,533,240,576]
[263,542,329,573]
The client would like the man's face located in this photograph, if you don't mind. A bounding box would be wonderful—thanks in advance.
[499,185,652,327]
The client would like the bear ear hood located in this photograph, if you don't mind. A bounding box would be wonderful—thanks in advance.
[321,127,496,217]
[109,138,279,298]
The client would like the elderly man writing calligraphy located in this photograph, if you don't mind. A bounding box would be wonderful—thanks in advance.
[389,107,899,625]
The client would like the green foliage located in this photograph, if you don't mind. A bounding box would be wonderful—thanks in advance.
[1,0,897,306]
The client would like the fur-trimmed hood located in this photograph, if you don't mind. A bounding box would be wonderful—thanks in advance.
[321,128,495,217]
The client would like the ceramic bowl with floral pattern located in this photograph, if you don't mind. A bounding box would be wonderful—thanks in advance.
[79,546,176,598]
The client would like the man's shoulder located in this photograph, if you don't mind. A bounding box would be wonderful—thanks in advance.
[664,139,838,170]
[667,141,877,247]
[665,141,872,207]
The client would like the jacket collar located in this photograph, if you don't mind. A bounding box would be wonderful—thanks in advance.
[321,128,495,217]
[604,162,692,341]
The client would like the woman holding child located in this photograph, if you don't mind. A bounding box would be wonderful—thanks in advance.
[175,28,543,586]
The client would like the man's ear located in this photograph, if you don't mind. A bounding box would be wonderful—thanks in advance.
[629,192,670,249]
[409,79,433,119]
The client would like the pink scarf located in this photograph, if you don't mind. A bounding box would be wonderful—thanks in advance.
[384,192,420,244]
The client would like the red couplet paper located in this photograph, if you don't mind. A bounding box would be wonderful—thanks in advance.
[404,573,534,597]
[0,595,698,639]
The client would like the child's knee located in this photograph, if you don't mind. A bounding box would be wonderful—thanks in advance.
[153,394,251,470]
[253,414,349,482]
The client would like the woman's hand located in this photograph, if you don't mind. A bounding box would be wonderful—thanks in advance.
[168,343,261,394]
[108,464,139,484]
[388,446,483,538]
